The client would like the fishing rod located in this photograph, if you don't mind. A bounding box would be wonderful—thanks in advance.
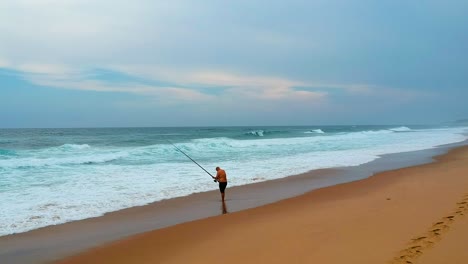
[166,140,217,182]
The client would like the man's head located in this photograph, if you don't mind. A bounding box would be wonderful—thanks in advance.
[216,167,220,171]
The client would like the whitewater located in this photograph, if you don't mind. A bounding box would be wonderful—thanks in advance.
[0,125,467,236]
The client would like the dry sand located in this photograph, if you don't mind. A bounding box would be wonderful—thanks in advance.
[56,146,468,264]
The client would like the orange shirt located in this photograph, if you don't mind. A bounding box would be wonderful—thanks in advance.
[216,169,227,182]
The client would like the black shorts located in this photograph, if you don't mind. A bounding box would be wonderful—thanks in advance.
[218,182,227,193]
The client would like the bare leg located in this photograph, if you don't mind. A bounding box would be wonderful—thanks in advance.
[221,192,225,202]
[221,200,228,214]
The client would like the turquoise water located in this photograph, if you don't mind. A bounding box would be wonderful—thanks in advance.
[1,125,467,235]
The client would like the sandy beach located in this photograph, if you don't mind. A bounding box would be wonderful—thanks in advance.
[53,145,468,264]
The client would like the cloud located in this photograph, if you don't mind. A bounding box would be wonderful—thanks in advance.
[107,64,375,94]
[2,60,328,104]
[0,0,449,113]
[5,56,428,110]
[21,71,214,104]
[15,63,76,76]
[186,71,327,101]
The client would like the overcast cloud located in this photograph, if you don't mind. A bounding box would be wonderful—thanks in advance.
[1,0,467,127]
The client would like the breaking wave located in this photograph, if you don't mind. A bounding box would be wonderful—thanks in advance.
[304,129,325,134]
[389,126,412,132]
[245,130,264,137]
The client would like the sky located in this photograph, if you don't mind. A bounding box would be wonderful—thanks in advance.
[1,0,467,128]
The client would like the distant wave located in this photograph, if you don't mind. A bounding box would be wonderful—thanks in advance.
[245,130,265,137]
[37,144,92,154]
[57,144,91,150]
[389,126,412,132]
[0,152,125,169]
[304,129,325,134]
[32,144,92,156]
[359,129,393,135]
[243,129,288,137]
[355,127,412,135]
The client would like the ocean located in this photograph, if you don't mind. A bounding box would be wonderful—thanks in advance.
[1,125,467,236]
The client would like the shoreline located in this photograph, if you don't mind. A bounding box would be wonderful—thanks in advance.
[57,143,468,264]
[1,141,467,263]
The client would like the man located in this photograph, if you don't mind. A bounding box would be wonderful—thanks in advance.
[215,167,228,202]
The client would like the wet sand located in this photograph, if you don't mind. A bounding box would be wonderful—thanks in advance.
[53,144,468,264]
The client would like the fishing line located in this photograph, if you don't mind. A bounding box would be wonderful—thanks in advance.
[166,139,217,182]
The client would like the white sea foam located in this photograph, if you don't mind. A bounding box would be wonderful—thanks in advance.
[58,144,91,150]
[245,130,264,136]
[389,126,412,132]
[304,129,325,134]
[0,151,127,169]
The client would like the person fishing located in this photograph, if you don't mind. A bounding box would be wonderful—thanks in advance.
[167,140,228,202]
[215,167,228,202]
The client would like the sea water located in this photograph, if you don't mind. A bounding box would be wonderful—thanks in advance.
[1,125,467,236]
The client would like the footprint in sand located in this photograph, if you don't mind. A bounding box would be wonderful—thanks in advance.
[411,236,427,242]
[390,194,468,264]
